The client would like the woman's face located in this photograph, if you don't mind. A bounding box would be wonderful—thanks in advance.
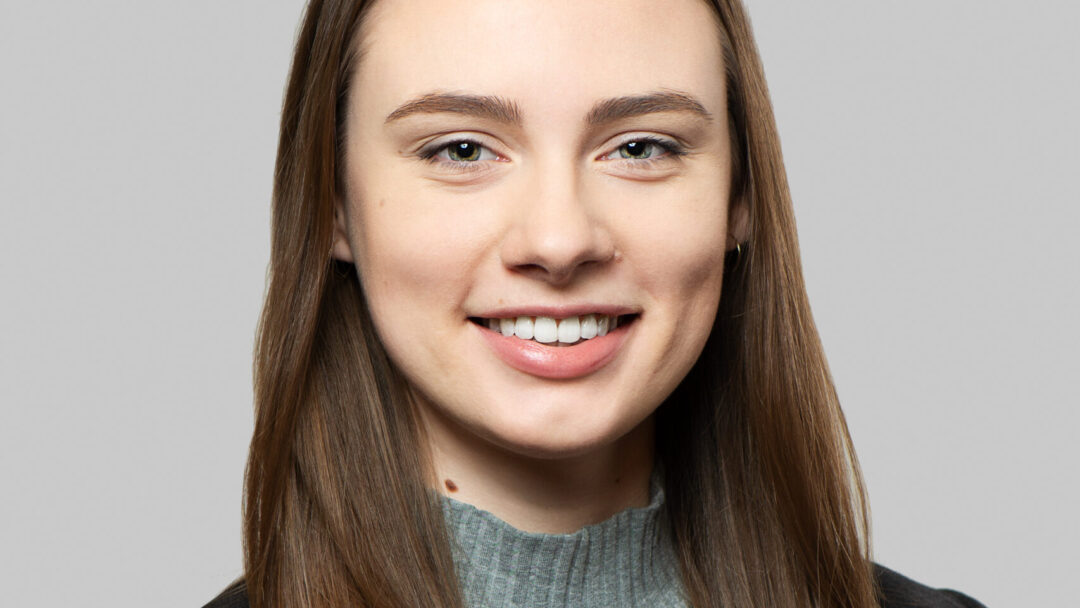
[336,0,736,458]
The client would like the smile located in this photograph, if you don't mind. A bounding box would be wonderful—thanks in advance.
[470,314,635,346]
[471,313,637,379]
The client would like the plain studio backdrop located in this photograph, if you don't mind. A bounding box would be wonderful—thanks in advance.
[1,2,1076,606]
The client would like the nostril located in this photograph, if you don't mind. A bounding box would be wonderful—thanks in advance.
[499,215,615,286]
[511,261,605,287]
[516,263,548,275]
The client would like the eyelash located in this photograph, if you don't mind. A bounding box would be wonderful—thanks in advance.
[605,136,688,166]
[417,139,500,172]
[417,136,687,172]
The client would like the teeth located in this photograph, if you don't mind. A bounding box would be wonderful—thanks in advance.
[557,316,580,343]
[514,316,534,340]
[533,317,558,343]
[580,314,598,339]
[484,314,625,344]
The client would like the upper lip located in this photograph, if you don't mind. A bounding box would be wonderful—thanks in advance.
[470,304,640,319]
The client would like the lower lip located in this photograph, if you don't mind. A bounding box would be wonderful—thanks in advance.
[475,319,633,379]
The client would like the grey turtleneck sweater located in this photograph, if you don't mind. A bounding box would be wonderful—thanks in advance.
[439,476,689,608]
[203,478,987,608]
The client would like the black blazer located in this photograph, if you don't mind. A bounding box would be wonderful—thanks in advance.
[203,564,986,607]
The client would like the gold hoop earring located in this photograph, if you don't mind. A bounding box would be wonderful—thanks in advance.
[729,236,743,269]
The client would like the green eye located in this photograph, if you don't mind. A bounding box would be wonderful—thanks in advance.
[447,141,482,162]
[421,138,500,167]
[619,140,656,159]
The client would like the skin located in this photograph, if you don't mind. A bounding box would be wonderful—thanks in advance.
[333,0,745,533]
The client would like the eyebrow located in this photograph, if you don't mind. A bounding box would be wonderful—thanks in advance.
[584,90,712,126]
[385,93,523,124]
[384,90,712,126]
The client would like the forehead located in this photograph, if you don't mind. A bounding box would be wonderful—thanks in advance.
[354,0,726,121]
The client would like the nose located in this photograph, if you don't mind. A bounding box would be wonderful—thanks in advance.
[499,166,615,286]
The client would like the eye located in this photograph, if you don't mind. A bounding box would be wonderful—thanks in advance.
[619,140,662,159]
[599,136,686,163]
[423,139,500,163]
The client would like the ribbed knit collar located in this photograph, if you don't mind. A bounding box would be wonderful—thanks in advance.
[439,474,687,607]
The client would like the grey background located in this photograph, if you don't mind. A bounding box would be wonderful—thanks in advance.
[1,2,1075,606]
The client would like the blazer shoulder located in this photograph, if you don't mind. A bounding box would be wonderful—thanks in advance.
[205,567,982,607]
[874,564,986,608]
[202,578,248,608]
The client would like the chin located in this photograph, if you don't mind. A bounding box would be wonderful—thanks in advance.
[470,395,652,460]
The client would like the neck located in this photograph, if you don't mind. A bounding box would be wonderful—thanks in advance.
[421,407,655,534]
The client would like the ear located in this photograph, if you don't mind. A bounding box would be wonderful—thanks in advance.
[727,193,750,250]
[331,196,355,263]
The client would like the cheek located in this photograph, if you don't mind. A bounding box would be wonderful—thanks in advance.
[638,201,728,393]
[353,199,463,324]
[622,188,730,302]
[345,167,499,346]
[356,202,449,288]
[347,194,471,380]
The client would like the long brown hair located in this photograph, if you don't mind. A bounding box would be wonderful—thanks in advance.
[243,0,878,606]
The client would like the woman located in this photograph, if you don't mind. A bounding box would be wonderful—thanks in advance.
[208,0,984,606]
